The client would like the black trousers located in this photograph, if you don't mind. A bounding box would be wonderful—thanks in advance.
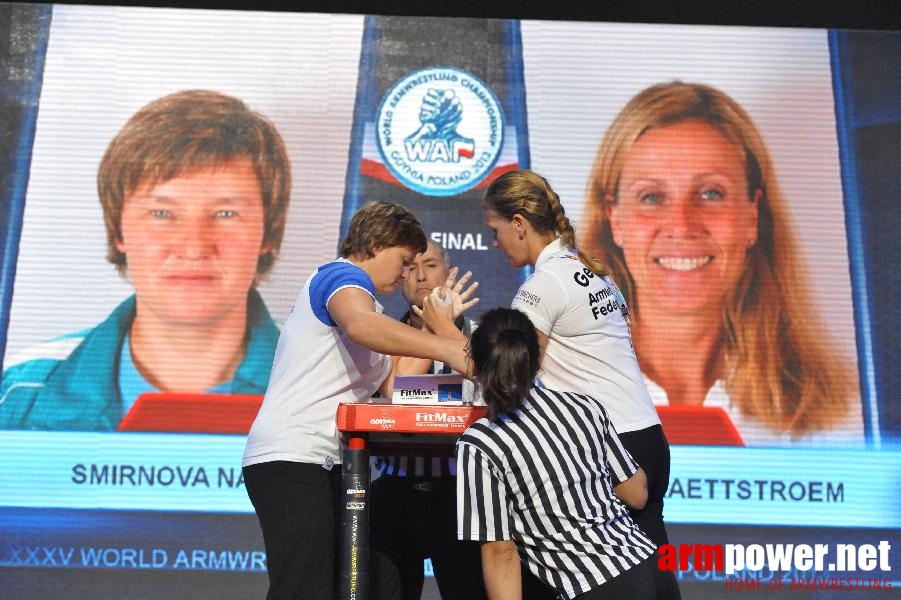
[243,461,341,600]
[369,474,488,600]
[573,555,657,600]
[618,424,681,600]
[243,461,400,600]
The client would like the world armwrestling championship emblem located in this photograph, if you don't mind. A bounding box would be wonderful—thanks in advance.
[375,66,505,197]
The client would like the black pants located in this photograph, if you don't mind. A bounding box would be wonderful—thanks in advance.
[243,461,341,600]
[370,474,487,600]
[573,555,657,599]
[521,564,559,600]
[243,461,400,600]
[618,425,681,600]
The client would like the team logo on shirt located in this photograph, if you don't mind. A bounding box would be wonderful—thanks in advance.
[516,288,541,307]
[375,66,505,196]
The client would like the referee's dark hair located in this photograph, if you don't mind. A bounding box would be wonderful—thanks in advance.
[469,308,540,419]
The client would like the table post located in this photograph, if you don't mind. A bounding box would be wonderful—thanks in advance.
[339,436,369,600]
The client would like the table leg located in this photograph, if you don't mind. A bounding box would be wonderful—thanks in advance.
[339,436,369,600]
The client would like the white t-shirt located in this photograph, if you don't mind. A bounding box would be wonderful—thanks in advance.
[512,239,660,434]
[243,259,390,469]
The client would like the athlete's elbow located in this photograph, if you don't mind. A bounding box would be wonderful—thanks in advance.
[614,467,648,509]
[629,487,649,510]
[616,487,648,510]
[342,316,375,348]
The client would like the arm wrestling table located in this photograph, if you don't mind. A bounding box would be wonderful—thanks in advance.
[335,401,487,600]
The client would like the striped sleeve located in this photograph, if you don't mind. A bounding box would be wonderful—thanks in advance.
[602,416,639,485]
[456,440,510,542]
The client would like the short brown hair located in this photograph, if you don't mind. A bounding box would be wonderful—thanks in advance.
[339,201,427,259]
[97,89,291,275]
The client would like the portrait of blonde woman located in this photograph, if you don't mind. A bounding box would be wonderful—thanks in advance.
[580,81,862,446]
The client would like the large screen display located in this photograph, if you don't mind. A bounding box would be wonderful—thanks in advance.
[1,4,898,598]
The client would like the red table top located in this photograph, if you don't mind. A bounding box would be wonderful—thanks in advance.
[337,402,488,456]
[337,402,487,434]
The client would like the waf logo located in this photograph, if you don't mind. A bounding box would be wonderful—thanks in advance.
[375,66,505,197]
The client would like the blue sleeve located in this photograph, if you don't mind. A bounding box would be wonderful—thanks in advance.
[309,262,376,326]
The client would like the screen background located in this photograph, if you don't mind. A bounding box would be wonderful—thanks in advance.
[1,2,898,598]
[2,11,859,389]
[3,5,364,356]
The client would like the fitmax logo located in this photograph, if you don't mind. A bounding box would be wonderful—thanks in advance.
[415,412,467,423]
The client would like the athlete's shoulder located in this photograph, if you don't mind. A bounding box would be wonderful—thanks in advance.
[315,258,368,279]
[3,330,88,371]
[1,326,92,397]
[0,331,89,427]
[531,253,585,287]
[311,259,375,296]
[459,417,500,446]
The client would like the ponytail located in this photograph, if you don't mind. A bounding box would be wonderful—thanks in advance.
[484,169,609,276]
[469,308,540,419]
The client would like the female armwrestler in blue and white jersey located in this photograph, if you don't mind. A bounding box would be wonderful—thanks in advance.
[242,201,469,600]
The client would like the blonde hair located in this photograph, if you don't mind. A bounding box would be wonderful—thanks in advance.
[483,169,608,276]
[582,81,855,436]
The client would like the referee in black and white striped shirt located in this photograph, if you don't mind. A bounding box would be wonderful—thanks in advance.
[456,308,658,600]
